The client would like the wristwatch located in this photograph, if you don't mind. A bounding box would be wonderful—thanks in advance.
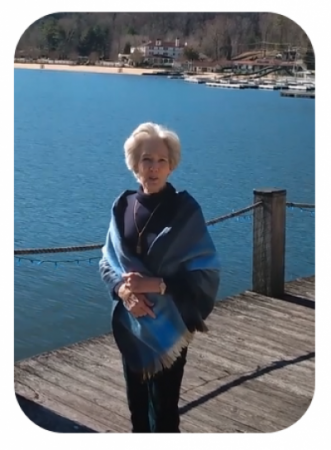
[159,278,167,295]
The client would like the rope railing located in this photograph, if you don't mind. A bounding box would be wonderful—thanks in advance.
[205,201,262,226]
[14,243,103,256]
[14,199,314,259]
[13,192,315,285]
[286,202,315,209]
[14,201,263,256]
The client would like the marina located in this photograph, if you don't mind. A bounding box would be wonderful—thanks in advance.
[167,73,315,96]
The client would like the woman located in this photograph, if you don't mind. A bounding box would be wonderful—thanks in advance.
[99,122,220,433]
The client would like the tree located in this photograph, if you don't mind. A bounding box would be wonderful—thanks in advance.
[201,16,226,60]
[89,51,99,63]
[184,46,199,60]
[41,19,66,53]
[127,26,137,35]
[15,13,310,62]
[123,42,131,54]
[68,50,79,62]
[76,24,111,58]
[303,44,315,70]
[259,13,275,55]
[130,49,144,66]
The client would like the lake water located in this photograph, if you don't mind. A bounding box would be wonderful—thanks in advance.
[14,69,315,361]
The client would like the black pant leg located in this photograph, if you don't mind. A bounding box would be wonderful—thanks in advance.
[148,348,188,433]
[122,358,150,432]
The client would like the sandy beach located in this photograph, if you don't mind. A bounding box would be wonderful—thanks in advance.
[14,63,164,76]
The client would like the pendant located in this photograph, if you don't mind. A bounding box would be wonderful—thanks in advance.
[136,240,142,254]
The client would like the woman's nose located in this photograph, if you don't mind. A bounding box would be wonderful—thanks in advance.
[149,161,159,171]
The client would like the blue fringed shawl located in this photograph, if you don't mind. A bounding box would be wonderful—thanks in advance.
[101,190,220,377]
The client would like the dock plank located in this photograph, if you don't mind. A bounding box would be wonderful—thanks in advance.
[15,276,315,433]
[15,367,128,432]
[285,276,315,301]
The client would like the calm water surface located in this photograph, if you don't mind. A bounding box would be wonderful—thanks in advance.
[14,69,315,360]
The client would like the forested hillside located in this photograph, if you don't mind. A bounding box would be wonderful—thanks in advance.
[15,12,313,62]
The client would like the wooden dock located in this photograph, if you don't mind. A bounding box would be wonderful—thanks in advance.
[281,90,315,99]
[15,275,315,433]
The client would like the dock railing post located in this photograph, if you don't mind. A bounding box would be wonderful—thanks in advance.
[252,188,287,297]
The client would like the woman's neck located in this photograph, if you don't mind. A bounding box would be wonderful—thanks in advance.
[142,184,167,195]
[136,182,176,209]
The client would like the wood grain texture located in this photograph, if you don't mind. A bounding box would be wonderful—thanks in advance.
[15,276,315,433]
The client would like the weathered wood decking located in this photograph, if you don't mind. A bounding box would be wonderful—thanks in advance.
[15,276,315,433]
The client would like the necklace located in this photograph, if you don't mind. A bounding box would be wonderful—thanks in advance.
[133,200,161,254]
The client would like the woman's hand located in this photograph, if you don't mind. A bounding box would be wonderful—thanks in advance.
[118,283,156,319]
[122,272,161,294]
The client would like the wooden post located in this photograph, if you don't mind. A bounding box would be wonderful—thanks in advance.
[252,188,286,297]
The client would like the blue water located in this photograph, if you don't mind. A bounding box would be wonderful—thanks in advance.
[14,69,315,361]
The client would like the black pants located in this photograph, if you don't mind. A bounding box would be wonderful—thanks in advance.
[122,348,188,433]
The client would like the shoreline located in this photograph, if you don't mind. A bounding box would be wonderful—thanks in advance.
[14,63,165,76]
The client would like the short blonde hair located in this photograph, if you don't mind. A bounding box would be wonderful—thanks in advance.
[124,122,181,176]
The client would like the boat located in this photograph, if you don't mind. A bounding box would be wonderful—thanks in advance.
[185,77,206,84]
[288,84,315,91]
[275,82,289,90]
[258,84,281,90]
[167,74,185,79]
[206,82,245,89]
[245,81,259,89]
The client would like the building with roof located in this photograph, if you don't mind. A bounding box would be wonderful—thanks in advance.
[130,38,186,66]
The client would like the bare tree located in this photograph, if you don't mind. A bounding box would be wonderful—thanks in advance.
[89,51,99,64]
[130,49,144,66]
[68,50,79,62]
[201,16,226,60]
[259,13,276,55]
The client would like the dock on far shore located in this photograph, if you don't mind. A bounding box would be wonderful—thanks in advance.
[281,90,315,99]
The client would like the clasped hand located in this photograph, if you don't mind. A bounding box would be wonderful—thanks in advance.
[118,272,160,319]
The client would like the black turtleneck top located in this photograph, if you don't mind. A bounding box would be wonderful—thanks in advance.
[114,182,186,297]
[123,182,178,255]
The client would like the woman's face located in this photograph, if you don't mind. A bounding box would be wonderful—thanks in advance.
[136,137,172,193]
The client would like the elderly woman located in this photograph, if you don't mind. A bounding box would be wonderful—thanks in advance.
[99,122,220,433]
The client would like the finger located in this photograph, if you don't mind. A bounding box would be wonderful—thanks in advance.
[141,303,156,319]
[131,305,146,318]
[143,297,154,307]
[128,294,139,304]
[123,296,137,309]
[122,272,139,279]
[136,294,153,306]
[122,273,132,279]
